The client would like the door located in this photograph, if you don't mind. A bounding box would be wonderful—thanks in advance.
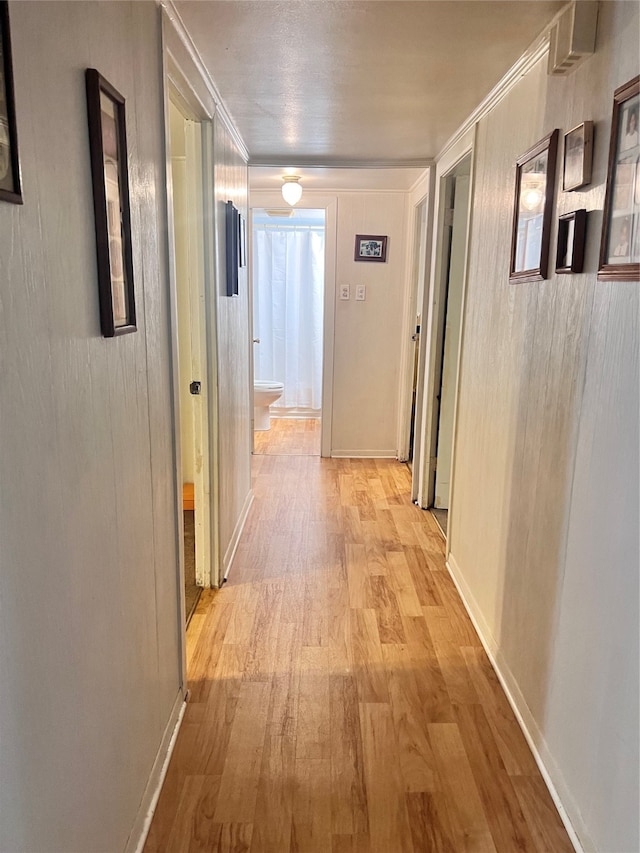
[434,174,470,508]
[169,97,214,612]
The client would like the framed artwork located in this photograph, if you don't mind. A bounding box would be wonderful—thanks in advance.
[0,1,22,204]
[556,209,587,274]
[354,234,387,262]
[225,200,239,296]
[598,75,640,281]
[86,68,136,336]
[563,121,593,191]
[509,129,559,284]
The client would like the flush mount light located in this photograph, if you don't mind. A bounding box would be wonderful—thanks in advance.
[281,175,302,206]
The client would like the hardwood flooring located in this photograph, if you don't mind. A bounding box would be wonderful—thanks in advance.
[144,456,573,853]
[253,417,321,456]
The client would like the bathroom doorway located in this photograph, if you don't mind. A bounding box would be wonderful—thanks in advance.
[251,208,326,456]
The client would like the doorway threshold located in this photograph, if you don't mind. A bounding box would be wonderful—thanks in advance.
[431,508,448,537]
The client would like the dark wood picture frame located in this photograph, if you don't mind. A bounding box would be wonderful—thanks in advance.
[86,68,136,337]
[556,209,587,274]
[509,129,559,284]
[226,200,239,296]
[354,234,387,263]
[0,1,22,204]
[598,75,640,282]
[563,121,594,191]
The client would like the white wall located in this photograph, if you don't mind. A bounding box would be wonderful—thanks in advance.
[447,3,639,850]
[0,3,182,851]
[332,191,409,456]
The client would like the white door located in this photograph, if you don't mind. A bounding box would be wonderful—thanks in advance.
[434,174,470,509]
[170,100,213,588]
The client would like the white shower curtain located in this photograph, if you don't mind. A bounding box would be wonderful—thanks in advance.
[253,226,325,413]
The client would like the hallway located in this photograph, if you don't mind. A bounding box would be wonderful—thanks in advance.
[144,455,572,852]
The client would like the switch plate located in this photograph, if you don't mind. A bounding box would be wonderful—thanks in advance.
[340,284,350,300]
[355,284,366,301]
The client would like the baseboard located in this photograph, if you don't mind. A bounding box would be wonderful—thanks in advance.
[126,688,187,853]
[331,449,397,458]
[222,490,254,582]
[446,552,591,853]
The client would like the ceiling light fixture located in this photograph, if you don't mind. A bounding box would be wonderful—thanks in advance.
[281,175,302,206]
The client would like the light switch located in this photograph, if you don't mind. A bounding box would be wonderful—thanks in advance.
[356,284,366,301]
[340,284,350,300]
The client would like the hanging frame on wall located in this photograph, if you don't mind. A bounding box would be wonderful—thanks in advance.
[86,68,136,337]
[0,0,22,205]
[509,129,559,284]
[598,75,640,281]
[225,200,239,296]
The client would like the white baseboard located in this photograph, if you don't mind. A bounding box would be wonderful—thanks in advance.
[126,689,187,853]
[331,449,398,458]
[446,552,591,853]
[223,490,254,581]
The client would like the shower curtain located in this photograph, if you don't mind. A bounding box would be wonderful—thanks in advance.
[253,225,325,413]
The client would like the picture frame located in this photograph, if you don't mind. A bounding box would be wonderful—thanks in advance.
[225,200,239,296]
[509,129,559,284]
[598,75,640,281]
[556,209,587,274]
[85,68,136,337]
[0,1,22,204]
[354,234,387,263]
[563,121,594,191]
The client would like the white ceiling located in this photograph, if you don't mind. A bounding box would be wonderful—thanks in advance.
[249,166,426,192]
[174,0,564,166]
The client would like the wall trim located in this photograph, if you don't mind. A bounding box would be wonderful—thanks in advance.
[446,552,591,853]
[127,689,187,853]
[249,157,434,169]
[161,1,249,162]
[331,450,397,459]
[222,490,255,582]
[436,32,551,164]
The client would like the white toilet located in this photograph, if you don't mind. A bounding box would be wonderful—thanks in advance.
[253,380,284,430]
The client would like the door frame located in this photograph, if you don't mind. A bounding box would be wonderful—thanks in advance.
[162,21,223,686]
[397,169,434,473]
[415,128,476,546]
[248,190,338,458]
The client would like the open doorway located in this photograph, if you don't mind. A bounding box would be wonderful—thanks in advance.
[426,154,472,536]
[251,207,326,456]
[168,97,213,622]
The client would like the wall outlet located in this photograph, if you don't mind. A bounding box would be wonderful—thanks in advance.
[355,284,366,301]
[340,284,350,300]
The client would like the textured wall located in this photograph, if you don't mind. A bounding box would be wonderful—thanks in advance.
[0,3,181,850]
[332,191,408,455]
[213,118,252,565]
[449,3,639,850]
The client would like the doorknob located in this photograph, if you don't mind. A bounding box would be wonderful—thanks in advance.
[253,338,260,344]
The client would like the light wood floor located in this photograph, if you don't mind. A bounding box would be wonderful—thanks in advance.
[144,456,572,853]
[253,417,321,456]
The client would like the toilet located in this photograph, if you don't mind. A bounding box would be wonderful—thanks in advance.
[253,380,284,430]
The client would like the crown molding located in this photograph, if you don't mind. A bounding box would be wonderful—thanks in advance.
[248,157,434,169]
[436,17,561,163]
[160,0,249,162]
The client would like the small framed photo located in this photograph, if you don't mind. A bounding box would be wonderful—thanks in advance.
[225,200,239,296]
[556,210,587,274]
[563,121,593,191]
[509,129,559,284]
[86,69,136,336]
[354,234,387,262]
[0,1,22,204]
[598,75,640,281]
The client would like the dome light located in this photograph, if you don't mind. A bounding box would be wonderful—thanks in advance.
[282,175,302,205]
